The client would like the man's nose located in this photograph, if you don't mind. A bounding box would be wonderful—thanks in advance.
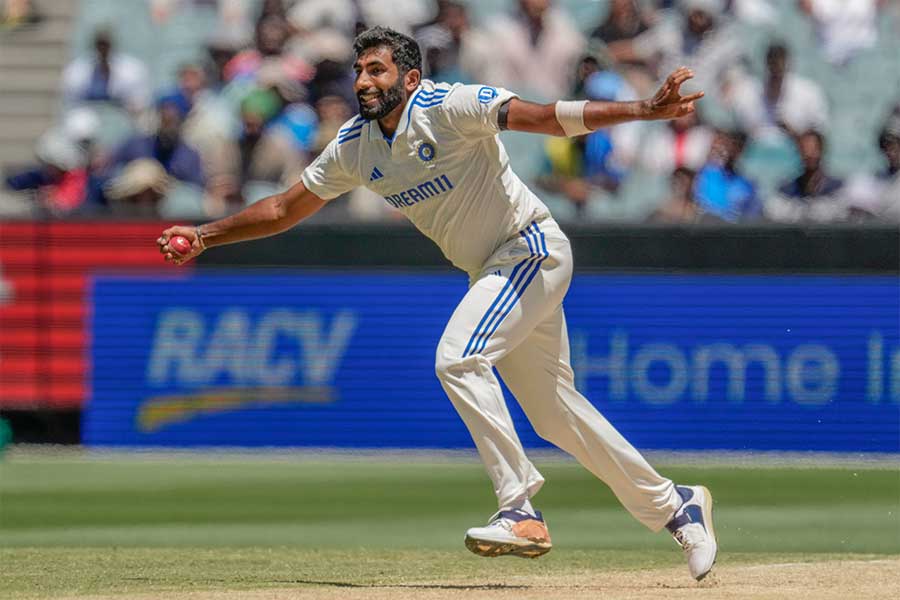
[355,73,373,91]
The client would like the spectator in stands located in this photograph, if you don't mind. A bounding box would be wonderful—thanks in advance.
[694,129,761,222]
[780,131,843,199]
[229,88,306,190]
[730,0,778,26]
[765,130,846,223]
[287,0,359,38]
[172,63,242,212]
[725,43,829,139]
[205,32,246,91]
[103,158,170,217]
[536,71,640,214]
[590,0,656,93]
[312,94,353,153]
[357,0,438,35]
[108,96,206,190]
[254,62,318,153]
[416,1,474,83]
[307,51,357,108]
[4,131,88,215]
[1,0,40,29]
[259,0,288,22]
[591,0,653,47]
[224,15,314,86]
[60,107,108,209]
[638,109,714,175]
[845,111,900,222]
[571,52,605,99]
[647,167,702,223]
[466,0,585,100]
[166,64,208,115]
[623,0,739,94]
[799,0,880,66]
[170,62,238,152]
[61,28,151,115]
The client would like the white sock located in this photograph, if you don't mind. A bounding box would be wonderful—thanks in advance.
[503,498,536,517]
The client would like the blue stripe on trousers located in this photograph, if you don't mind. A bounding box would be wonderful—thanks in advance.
[462,222,548,358]
[461,232,536,358]
[470,224,549,356]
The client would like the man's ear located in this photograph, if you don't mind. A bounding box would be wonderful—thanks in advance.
[405,68,421,93]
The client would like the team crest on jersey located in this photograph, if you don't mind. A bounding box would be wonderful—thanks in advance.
[417,141,436,164]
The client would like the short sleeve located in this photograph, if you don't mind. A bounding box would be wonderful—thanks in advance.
[300,137,360,200]
[442,84,519,138]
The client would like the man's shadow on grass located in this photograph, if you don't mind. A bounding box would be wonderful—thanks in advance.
[280,580,530,590]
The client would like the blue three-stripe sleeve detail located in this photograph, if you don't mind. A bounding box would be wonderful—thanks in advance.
[339,118,363,132]
[337,132,362,144]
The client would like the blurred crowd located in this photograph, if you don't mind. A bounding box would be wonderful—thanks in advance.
[2,0,899,223]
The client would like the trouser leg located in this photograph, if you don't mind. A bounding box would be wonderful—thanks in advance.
[496,306,680,531]
[435,221,565,509]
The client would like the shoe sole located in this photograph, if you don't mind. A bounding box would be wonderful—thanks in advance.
[464,534,552,559]
[695,485,718,582]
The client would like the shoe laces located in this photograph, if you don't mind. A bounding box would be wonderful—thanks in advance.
[672,523,703,552]
[487,515,514,532]
[672,528,690,550]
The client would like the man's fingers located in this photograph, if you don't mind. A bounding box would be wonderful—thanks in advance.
[668,67,692,84]
[682,91,705,103]
[671,71,694,91]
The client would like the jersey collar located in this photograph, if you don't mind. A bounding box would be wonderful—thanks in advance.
[369,82,430,146]
[369,79,434,149]
[396,83,426,137]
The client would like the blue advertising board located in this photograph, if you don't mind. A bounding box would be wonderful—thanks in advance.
[85,273,900,451]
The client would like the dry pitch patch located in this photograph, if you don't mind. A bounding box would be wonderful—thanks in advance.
[52,559,900,600]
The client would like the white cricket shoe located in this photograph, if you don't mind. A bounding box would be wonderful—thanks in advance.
[666,485,718,581]
[464,508,552,559]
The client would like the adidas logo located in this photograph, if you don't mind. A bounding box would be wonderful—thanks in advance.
[370,167,384,181]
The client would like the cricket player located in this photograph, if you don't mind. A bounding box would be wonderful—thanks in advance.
[157,27,716,580]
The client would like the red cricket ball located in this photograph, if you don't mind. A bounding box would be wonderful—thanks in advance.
[169,235,192,256]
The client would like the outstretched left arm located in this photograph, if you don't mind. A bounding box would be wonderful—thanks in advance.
[504,67,704,136]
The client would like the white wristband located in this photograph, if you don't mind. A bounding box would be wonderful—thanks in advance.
[555,100,592,137]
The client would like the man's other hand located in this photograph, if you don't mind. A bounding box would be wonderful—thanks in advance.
[642,67,705,120]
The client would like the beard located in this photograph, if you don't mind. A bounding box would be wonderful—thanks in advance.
[358,78,405,120]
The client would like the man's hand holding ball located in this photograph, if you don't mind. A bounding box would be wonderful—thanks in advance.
[157,225,206,265]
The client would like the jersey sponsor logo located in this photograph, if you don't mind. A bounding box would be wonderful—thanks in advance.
[417,142,436,163]
[478,86,498,104]
[382,174,454,209]
[369,166,384,181]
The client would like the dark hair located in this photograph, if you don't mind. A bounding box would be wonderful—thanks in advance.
[353,26,422,75]
[766,42,789,63]
[798,129,825,149]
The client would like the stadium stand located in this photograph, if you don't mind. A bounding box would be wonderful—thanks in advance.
[1,0,898,222]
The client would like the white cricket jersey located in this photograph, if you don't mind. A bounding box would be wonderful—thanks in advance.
[301,80,552,274]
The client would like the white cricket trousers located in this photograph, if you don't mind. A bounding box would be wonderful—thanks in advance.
[435,218,680,532]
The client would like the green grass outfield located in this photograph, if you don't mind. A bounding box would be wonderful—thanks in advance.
[0,451,898,598]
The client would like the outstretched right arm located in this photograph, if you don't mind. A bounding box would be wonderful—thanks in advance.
[157,180,326,265]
